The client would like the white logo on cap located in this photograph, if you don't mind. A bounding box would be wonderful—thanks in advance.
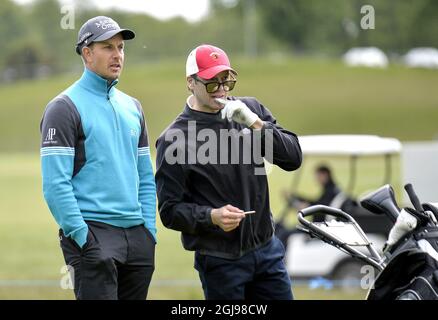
[210,52,220,59]
[95,19,117,30]
[78,32,92,44]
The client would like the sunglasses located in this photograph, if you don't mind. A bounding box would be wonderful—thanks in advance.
[193,75,237,93]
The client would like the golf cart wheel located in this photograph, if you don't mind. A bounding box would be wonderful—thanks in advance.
[332,260,364,290]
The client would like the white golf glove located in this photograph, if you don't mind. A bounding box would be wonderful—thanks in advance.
[217,99,259,127]
[386,208,418,247]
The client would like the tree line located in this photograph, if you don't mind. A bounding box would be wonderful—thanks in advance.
[1,0,437,81]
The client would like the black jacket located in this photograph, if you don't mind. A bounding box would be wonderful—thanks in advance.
[310,181,340,206]
[155,96,302,259]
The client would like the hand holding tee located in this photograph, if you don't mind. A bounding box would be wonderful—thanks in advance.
[210,204,245,232]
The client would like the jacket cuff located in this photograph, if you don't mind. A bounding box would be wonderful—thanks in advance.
[258,121,271,138]
[71,225,89,249]
[144,223,157,243]
[206,207,215,227]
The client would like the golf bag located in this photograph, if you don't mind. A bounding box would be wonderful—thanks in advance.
[297,184,438,300]
[368,224,438,300]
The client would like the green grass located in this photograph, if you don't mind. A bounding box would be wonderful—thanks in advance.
[0,57,437,153]
[0,153,203,299]
[0,286,367,300]
[0,57,434,299]
[0,153,390,300]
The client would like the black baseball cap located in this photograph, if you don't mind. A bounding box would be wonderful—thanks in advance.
[75,16,135,55]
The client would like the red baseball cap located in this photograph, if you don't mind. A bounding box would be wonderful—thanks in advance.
[186,44,237,79]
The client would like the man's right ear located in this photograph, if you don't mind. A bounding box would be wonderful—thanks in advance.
[81,47,92,63]
[187,76,195,91]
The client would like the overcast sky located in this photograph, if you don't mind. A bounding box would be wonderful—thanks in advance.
[13,0,210,23]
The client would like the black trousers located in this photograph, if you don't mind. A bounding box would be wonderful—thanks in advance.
[59,221,155,300]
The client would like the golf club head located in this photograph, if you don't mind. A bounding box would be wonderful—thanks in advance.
[360,184,400,223]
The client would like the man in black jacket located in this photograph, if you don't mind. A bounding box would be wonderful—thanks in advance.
[155,44,302,300]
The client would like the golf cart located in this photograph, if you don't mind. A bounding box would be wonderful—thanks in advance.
[278,135,402,284]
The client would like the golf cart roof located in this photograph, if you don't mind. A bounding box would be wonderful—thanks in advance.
[299,135,402,156]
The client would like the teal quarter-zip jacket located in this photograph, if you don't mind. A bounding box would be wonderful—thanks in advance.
[40,68,156,248]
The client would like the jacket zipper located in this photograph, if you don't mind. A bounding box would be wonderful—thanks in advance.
[107,84,119,131]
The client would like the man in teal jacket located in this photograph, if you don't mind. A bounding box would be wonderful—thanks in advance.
[40,16,156,300]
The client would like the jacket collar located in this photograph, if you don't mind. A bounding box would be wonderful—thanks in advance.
[78,67,119,97]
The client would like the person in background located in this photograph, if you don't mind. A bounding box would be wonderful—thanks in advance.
[286,165,342,220]
[277,165,343,247]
